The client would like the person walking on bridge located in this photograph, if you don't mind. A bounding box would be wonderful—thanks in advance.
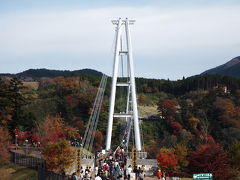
[156,169,162,180]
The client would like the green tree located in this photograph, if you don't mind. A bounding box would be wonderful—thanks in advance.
[8,78,26,130]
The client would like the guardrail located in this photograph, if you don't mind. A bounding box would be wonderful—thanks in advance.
[10,151,71,180]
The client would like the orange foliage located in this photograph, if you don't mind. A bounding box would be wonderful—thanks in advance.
[53,77,77,90]
[174,144,189,168]
[156,148,178,170]
[43,138,75,172]
[38,115,65,144]
[64,127,80,139]
[0,127,10,166]
[158,99,179,120]
[214,97,235,115]
[94,130,103,152]
[188,117,200,129]
[0,108,12,125]
[39,115,77,172]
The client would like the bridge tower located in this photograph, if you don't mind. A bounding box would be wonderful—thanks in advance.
[106,18,142,151]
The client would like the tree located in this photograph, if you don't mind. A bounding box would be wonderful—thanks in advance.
[0,126,10,166]
[178,129,193,145]
[38,115,65,144]
[188,143,231,180]
[42,138,75,172]
[8,78,27,130]
[228,141,240,170]
[39,115,76,172]
[158,99,179,121]
[0,79,13,127]
[188,117,200,130]
[160,134,178,148]
[170,121,183,135]
[93,130,103,152]
[174,144,189,170]
[156,148,178,171]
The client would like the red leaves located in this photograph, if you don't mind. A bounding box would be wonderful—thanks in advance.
[39,115,76,172]
[188,143,231,180]
[42,138,74,172]
[156,148,178,170]
[158,99,179,120]
[170,122,183,135]
[66,93,82,108]
[13,128,41,144]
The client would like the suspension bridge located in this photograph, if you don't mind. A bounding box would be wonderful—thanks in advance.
[70,18,157,176]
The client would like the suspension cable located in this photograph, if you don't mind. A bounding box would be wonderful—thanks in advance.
[84,75,107,151]
[82,74,107,151]
[88,75,108,152]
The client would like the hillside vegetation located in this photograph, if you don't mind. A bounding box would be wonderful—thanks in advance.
[0,73,240,178]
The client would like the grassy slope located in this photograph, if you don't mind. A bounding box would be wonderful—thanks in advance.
[0,163,37,180]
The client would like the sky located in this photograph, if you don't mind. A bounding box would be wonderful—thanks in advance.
[0,0,240,80]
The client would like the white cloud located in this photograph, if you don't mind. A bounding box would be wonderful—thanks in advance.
[0,5,239,79]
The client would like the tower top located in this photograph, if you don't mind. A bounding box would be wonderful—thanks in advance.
[112,18,135,25]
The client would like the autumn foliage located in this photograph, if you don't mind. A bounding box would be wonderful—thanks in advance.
[158,99,179,120]
[170,122,183,135]
[38,115,66,144]
[188,117,200,130]
[39,115,76,172]
[93,130,103,152]
[188,143,231,180]
[42,138,74,172]
[156,148,178,170]
[0,127,10,166]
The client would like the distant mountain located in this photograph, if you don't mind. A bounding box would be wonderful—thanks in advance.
[202,56,240,77]
[0,68,103,81]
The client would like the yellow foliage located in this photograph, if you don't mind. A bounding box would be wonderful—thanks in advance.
[174,144,189,168]
[43,138,75,173]
[188,117,200,129]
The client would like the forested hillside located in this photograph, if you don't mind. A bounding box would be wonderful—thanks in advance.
[0,68,103,81]
[0,73,240,178]
[202,56,240,77]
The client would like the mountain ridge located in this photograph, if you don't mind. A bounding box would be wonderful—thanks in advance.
[202,56,240,77]
[0,68,103,81]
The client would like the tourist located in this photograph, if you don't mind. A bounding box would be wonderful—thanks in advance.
[95,173,102,180]
[126,165,132,180]
[95,165,99,176]
[138,171,144,180]
[162,170,166,180]
[71,172,78,180]
[156,169,162,180]
[141,165,146,177]
[79,167,84,180]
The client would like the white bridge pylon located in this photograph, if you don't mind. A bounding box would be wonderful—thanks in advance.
[106,18,142,151]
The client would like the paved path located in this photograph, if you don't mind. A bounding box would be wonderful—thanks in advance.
[144,177,157,180]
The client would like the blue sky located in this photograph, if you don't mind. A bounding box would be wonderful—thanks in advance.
[0,0,240,80]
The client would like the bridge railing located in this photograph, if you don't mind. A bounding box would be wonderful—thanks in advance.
[127,151,148,159]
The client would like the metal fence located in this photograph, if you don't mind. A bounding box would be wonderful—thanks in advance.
[10,151,71,180]
[10,151,44,169]
[38,167,71,180]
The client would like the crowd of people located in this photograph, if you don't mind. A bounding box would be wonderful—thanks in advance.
[71,147,146,180]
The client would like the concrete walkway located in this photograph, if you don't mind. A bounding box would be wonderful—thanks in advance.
[144,177,158,180]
